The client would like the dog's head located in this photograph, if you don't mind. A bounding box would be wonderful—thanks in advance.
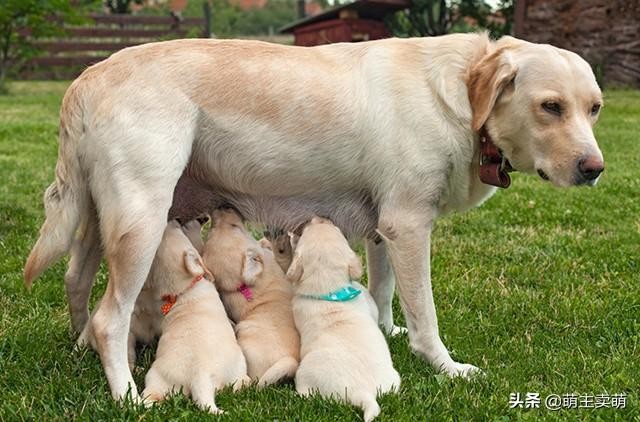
[149,220,212,296]
[286,217,362,288]
[467,37,604,187]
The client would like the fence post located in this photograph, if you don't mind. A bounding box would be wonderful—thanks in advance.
[203,1,212,38]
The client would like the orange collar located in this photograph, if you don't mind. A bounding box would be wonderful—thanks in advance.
[161,274,205,316]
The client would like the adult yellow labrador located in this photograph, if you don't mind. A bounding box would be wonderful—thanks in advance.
[24,33,604,400]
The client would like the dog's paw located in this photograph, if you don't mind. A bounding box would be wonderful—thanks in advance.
[385,325,408,337]
[208,407,224,415]
[439,361,484,379]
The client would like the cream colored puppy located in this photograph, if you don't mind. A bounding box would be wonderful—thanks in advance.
[262,227,298,272]
[77,219,208,367]
[181,216,207,254]
[141,220,248,413]
[289,217,400,422]
[203,208,299,387]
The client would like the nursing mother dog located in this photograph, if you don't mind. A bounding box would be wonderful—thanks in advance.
[24,33,604,400]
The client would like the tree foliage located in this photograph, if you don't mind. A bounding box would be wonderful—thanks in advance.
[0,0,91,93]
[105,0,143,14]
[386,0,513,39]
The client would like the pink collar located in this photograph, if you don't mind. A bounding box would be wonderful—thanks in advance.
[237,282,253,301]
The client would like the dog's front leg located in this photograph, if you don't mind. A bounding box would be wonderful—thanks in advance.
[365,239,407,336]
[379,207,481,378]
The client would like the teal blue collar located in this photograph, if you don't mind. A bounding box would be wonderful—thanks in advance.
[302,284,362,302]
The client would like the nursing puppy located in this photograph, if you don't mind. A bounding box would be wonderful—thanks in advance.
[77,219,208,367]
[142,220,248,413]
[289,217,400,422]
[180,216,208,254]
[262,227,298,272]
[203,208,299,387]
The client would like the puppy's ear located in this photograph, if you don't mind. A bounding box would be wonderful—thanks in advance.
[467,47,517,132]
[242,247,264,283]
[286,251,304,284]
[183,249,205,277]
[348,253,363,280]
[259,238,273,251]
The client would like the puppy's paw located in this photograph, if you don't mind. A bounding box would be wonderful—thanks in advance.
[439,361,484,379]
[233,375,252,392]
[140,390,164,408]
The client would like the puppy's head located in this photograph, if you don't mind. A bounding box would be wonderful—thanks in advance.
[149,220,212,296]
[286,217,362,288]
[262,227,299,273]
[467,36,604,187]
[180,217,206,254]
[205,208,269,291]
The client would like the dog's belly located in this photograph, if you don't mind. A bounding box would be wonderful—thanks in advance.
[168,174,377,238]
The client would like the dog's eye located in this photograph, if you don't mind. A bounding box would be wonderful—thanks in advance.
[542,102,562,116]
[591,103,601,115]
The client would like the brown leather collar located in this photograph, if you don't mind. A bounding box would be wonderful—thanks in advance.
[479,126,513,188]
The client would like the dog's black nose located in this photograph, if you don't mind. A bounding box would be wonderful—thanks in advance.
[578,156,604,181]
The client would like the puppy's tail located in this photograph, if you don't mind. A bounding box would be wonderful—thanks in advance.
[257,356,298,387]
[351,391,381,422]
[24,82,88,287]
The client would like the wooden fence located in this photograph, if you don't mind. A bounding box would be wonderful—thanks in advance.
[20,11,211,80]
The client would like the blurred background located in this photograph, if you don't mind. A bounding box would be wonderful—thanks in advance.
[0,0,638,92]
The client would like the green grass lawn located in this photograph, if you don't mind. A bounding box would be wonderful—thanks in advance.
[1,81,638,420]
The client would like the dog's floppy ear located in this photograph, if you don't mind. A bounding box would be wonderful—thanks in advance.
[467,47,517,132]
[242,247,264,283]
[183,249,205,277]
[286,251,303,284]
[348,252,363,280]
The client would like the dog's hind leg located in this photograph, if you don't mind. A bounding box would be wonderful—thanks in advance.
[65,201,102,333]
[190,376,222,414]
[365,239,407,336]
[350,391,380,422]
[89,131,192,400]
[91,213,170,401]
[257,356,298,387]
[141,367,171,407]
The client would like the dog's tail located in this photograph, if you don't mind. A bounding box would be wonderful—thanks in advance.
[24,82,89,287]
[257,356,298,387]
[351,391,381,422]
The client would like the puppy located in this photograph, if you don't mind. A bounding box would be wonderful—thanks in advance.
[289,217,400,422]
[77,219,209,367]
[142,220,248,413]
[262,227,298,272]
[180,215,208,254]
[203,208,300,387]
